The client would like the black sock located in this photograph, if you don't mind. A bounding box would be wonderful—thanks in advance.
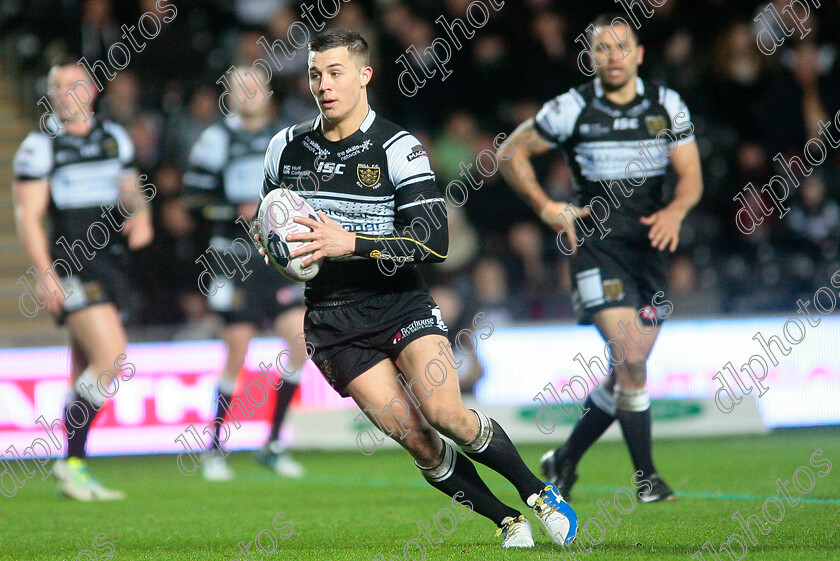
[211,388,233,451]
[418,441,521,526]
[268,382,298,443]
[461,410,545,503]
[63,391,101,459]
[557,396,615,467]
[615,407,656,476]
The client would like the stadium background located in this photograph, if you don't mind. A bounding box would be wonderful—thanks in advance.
[2,2,840,561]
[1,1,840,454]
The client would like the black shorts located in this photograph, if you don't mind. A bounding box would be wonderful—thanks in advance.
[304,290,448,397]
[571,236,669,325]
[57,244,141,326]
[208,253,303,326]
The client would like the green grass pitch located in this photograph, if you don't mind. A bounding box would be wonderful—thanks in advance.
[3,429,838,560]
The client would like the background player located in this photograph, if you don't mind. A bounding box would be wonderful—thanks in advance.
[499,15,703,502]
[255,29,577,548]
[12,56,153,500]
[183,68,308,481]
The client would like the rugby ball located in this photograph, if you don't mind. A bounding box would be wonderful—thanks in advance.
[257,189,322,282]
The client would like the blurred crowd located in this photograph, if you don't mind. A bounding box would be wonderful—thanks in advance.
[3,0,840,338]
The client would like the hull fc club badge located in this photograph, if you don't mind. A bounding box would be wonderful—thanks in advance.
[356,164,381,188]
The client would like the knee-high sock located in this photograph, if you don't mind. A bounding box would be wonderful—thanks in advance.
[211,377,236,451]
[63,389,101,459]
[556,383,616,467]
[418,441,521,526]
[460,410,545,503]
[614,386,656,476]
[268,381,298,442]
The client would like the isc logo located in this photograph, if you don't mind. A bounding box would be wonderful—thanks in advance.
[613,118,638,130]
[316,161,345,175]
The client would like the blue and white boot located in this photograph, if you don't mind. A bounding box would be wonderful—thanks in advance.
[527,482,578,545]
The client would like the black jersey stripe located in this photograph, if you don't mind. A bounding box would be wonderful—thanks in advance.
[533,118,558,144]
[311,193,395,203]
[383,131,410,150]
[395,172,434,187]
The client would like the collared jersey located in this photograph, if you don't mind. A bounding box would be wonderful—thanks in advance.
[262,109,446,305]
[535,77,695,239]
[13,120,136,257]
[183,115,281,242]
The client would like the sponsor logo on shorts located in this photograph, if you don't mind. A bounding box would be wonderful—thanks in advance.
[392,317,437,345]
[639,304,667,322]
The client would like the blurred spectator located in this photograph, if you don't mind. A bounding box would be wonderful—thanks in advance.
[6,0,840,329]
[98,71,142,124]
[786,175,840,252]
[668,254,722,317]
[761,40,839,156]
[77,0,121,61]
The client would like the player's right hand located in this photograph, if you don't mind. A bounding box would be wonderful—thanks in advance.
[39,278,64,317]
[250,219,271,266]
[538,200,590,253]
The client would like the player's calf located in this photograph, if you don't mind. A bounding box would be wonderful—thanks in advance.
[366,395,414,440]
[419,403,478,444]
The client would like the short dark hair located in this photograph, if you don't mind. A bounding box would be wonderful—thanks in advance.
[587,13,639,47]
[49,54,80,71]
[309,28,370,66]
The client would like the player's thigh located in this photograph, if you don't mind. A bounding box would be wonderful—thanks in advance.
[274,305,305,340]
[394,333,477,444]
[345,358,441,463]
[273,305,308,383]
[67,330,89,379]
[65,303,127,371]
[591,307,660,389]
[220,322,257,377]
[591,307,661,360]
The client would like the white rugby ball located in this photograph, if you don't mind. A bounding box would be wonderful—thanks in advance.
[257,189,322,282]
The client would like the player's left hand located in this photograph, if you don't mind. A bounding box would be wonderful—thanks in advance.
[287,211,355,266]
[640,206,684,252]
[123,214,154,250]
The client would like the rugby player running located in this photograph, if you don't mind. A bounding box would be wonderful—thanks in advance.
[255,29,577,548]
[13,57,153,500]
[183,68,307,481]
[499,15,703,502]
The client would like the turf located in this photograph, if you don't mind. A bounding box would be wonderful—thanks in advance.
[2,429,839,561]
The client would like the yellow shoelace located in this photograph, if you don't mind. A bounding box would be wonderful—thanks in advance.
[495,515,527,538]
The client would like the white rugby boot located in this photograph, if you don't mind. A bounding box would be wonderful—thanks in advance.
[55,458,125,501]
[496,515,535,548]
[202,451,234,481]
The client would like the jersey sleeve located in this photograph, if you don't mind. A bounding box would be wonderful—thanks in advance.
[102,122,136,174]
[260,126,292,199]
[659,87,695,147]
[13,132,52,181]
[534,89,585,146]
[385,132,436,191]
[182,124,229,199]
[353,133,448,264]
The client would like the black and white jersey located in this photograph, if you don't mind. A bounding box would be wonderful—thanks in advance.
[535,77,695,239]
[13,120,136,256]
[183,116,280,243]
[262,109,448,305]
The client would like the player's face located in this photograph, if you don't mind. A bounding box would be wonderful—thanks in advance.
[49,65,98,123]
[232,70,272,119]
[590,24,644,91]
[308,47,372,122]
